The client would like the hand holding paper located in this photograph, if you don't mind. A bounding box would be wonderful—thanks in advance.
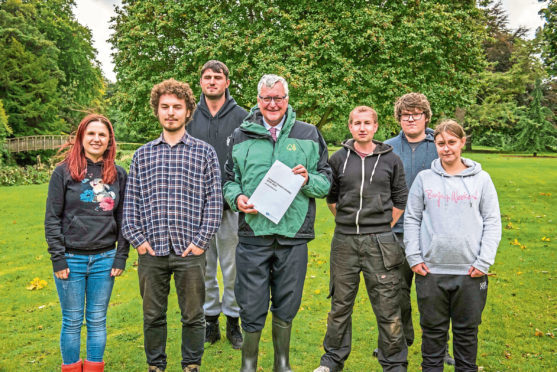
[247,160,306,224]
[237,195,257,214]
[291,164,309,186]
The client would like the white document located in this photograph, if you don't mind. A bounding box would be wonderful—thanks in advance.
[248,160,305,224]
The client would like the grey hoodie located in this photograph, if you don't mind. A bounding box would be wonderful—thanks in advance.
[404,158,501,275]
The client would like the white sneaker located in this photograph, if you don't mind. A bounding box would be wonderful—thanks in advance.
[313,367,330,372]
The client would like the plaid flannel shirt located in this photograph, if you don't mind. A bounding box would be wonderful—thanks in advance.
[122,133,223,255]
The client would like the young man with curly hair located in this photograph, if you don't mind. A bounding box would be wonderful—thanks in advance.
[123,79,223,372]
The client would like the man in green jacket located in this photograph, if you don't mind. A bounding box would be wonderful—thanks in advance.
[223,74,332,372]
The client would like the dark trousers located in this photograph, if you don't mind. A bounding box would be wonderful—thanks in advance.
[395,233,414,346]
[138,251,206,370]
[234,240,308,332]
[320,233,408,372]
[416,274,488,372]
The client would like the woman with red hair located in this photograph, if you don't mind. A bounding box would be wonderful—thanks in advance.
[45,114,129,372]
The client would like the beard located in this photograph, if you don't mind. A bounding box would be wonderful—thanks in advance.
[204,91,225,101]
[160,118,186,132]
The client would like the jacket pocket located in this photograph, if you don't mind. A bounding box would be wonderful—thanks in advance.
[424,234,476,265]
[377,231,404,270]
[64,215,118,249]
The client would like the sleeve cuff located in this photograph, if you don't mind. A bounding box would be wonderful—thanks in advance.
[406,254,424,268]
[112,257,127,270]
[192,236,209,251]
[129,235,146,249]
[52,258,68,272]
[472,259,490,274]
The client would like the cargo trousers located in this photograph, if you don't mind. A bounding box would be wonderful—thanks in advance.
[320,232,408,371]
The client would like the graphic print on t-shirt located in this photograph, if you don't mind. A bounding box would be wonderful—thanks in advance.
[79,175,116,211]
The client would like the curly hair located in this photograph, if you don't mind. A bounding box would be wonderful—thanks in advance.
[150,79,197,123]
[394,92,432,124]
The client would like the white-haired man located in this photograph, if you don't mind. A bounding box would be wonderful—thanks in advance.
[223,74,332,372]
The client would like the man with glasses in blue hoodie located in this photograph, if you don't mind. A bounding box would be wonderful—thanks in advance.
[384,92,454,365]
[188,60,248,350]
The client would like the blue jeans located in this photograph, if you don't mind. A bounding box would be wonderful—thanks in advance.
[54,249,116,364]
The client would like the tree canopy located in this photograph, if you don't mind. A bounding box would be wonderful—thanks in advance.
[110,0,487,142]
[0,0,105,136]
[540,0,557,75]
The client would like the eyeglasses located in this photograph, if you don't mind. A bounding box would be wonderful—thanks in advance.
[401,112,425,121]
[258,95,287,105]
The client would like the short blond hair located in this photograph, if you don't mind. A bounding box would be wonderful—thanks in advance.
[348,106,378,125]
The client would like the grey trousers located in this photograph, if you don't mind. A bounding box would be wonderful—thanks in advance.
[203,209,240,318]
[320,232,408,372]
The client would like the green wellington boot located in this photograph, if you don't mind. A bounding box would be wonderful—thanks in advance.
[240,330,261,372]
[272,316,293,372]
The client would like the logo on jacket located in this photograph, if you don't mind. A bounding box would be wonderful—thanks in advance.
[287,144,296,151]
[480,281,487,291]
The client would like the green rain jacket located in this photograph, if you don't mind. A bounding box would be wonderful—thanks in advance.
[223,105,332,240]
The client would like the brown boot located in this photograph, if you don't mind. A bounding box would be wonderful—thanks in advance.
[83,360,105,372]
[61,359,82,372]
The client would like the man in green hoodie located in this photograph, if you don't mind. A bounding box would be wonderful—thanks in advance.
[223,74,332,372]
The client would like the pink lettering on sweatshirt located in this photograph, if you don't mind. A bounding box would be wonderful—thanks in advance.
[425,189,478,207]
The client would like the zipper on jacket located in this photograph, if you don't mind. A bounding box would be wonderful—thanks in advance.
[354,155,365,234]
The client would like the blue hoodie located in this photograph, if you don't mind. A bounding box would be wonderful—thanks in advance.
[384,128,438,233]
[404,158,501,275]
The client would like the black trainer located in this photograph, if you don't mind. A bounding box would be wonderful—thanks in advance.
[205,315,221,344]
[226,316,243,349]
[444,343,455,366]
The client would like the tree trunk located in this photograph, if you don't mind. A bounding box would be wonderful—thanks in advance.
[316,106,334,130]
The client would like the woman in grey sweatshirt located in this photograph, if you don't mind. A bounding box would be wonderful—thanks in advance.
[404,120,501,371]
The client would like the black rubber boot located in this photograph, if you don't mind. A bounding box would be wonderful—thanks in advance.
[205,314,221,344]
[240,330,261,372]
[226,316,243,349]
[272,316,293,372]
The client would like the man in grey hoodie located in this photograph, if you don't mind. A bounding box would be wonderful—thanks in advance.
[188,60,248,349]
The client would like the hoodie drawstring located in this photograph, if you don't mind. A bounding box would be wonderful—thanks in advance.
[369,154,381,183]
[342,149,351,174]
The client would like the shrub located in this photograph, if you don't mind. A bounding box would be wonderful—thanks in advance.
[0,164,52,186]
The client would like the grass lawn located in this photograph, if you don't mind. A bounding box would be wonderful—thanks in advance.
[0,153,555,371]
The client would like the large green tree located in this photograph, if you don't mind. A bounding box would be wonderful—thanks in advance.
[540,0,557,75]
[35,0,105,127]
[465,1,555,150]
[0,0,64,135]
[0,0,105,137]
[110,0,487,142]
